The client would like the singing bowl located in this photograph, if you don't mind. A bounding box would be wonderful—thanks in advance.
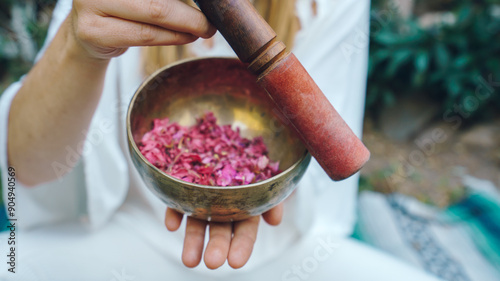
[127,57,311,222]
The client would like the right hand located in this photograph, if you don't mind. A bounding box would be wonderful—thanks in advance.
[69,0,216,60]
[165,203,284,269]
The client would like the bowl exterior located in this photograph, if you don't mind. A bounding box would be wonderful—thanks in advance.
[129,139,310,221]
[127,58,310,222]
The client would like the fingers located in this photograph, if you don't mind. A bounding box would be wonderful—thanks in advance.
[71,0,217,59]
[78,16,199,49]
[182,217,207,268]
[99,0,216,38]
[204,222,232,269]
[164,207,183,231]
[228,216,260,269]
[224,205,283,269]
[262,203,284,226]
[168,209,274,269]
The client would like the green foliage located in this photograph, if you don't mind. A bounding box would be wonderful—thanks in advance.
[367,0,500,122]
[0,0,56,92]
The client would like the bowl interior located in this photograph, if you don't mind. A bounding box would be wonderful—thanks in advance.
[128,58,307,183]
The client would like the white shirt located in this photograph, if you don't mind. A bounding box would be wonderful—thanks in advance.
[0,0,369,275]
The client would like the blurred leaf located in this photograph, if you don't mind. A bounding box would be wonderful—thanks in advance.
[413,72,426,87]
[367,0,500,122]
[454,55,471,68]
[456,4,474,26]
[415,51,430,73]
[485,58,500,72]
[374,27,424,45]
[366,86,380,106]
[430,70,447,83]
[385,49,413,76]
[0,0,57,94]
[447,80,462,97]
[434,43,450,69]
[372,49,392,61]
[383,90,396,106]
[462,93,481,112]
[368,49,391,76]
[374,31,400,45]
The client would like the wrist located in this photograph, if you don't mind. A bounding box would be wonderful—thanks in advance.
[61,15,110,66]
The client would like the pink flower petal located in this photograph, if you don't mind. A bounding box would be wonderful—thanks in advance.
[139,113,281,186]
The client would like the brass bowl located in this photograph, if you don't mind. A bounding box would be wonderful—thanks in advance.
[127,58,310,222]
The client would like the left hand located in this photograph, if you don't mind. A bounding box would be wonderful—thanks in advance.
[164,204,284,269]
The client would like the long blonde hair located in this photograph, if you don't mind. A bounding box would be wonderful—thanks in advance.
[142,0,299,76]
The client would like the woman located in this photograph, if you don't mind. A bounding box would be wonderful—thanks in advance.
[0,0,442,280]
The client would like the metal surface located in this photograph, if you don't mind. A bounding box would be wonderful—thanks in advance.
[127,58,310,222]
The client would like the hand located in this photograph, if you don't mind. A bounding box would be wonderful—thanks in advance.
[69,0,216,60]
[164,204,284,269]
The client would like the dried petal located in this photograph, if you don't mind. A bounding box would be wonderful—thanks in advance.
[139,112,281,186]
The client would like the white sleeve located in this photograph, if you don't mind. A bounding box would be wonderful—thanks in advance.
[1,0,129,230]
[0,0,80,230]
[291,0,370,236]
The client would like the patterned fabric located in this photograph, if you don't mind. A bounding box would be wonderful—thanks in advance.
[387,196,471,281]
[446,194,500,270]
[355,190,500,281]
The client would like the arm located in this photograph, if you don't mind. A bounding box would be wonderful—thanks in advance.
[8,18,108,186]
[6,0,279,270]
[8,0,215,186]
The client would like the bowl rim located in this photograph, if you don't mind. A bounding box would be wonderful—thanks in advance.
[126,56,309,191]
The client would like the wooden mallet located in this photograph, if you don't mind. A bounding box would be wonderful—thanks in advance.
[196,0,370,181]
